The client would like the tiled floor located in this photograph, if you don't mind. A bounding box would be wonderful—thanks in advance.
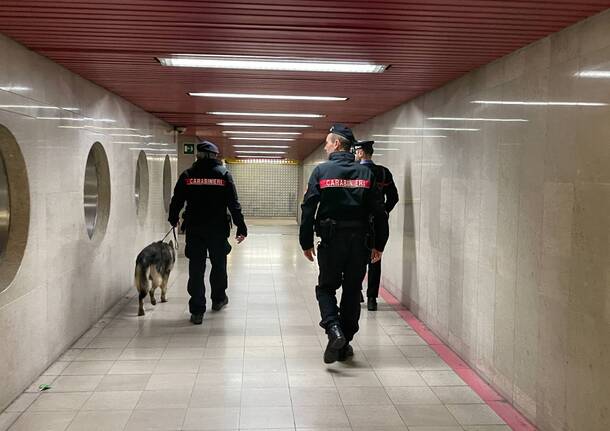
[1,221,511,431]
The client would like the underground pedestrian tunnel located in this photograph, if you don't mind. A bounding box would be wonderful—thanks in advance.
[0,2,609,430]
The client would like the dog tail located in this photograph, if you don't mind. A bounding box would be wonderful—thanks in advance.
[135,260,150,295]
[135,257,150,316]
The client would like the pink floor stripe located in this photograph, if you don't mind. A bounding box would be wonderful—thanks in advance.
[379,287,538,431]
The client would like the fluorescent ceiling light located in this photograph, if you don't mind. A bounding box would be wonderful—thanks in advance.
[393,127,480,131]
[158,55,388,73]
[190,92,346,101]
[370,134,446,138]
[0,86,31,91]
[577,70,610,78]
[37,116,115,123]
[114,141,143,144]
[0,104,78,110]
[81,117,114,122]
[110,133,153,138]
[222,130,301,135]
[373,147,400,151]
[471,100,607,106]
[209,111,324,118]
[228,137,294,141]
[38,116,85,120]
[233,145,290,148]
[374,142,416,145]
[58,125,139,131]
[218,122,311,128]
[0,104,51,109]
[235,150,287,154]
[147,142,170,146]
[236,156,285,160]
[86,126,138,130]
[428,117,528,122]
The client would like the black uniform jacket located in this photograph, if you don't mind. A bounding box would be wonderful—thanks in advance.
[361,161,399,213]
[168,159,247,237]
[299,151,389,251]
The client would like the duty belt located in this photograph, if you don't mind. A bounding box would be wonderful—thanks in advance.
[333,219,366,229]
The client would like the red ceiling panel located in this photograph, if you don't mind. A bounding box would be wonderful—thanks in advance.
[1,0,609,159]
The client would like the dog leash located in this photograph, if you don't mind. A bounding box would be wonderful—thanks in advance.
[161,227,179,250]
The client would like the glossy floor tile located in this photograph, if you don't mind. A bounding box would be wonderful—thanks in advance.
[1,222,508,430]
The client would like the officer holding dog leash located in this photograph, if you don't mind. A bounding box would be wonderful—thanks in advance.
[168,140,247,325]
[300,124,389,364]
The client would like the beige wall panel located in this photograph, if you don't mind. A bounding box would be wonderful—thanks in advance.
[0,33,177,410]
[301,9,610,430]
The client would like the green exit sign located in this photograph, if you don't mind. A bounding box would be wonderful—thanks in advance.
[183,143,195,154]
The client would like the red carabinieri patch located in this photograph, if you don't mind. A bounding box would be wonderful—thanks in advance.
[185,178,226,186]
[319,178,371,189]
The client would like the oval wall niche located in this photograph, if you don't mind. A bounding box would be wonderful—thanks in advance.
[163,155,172,213]
[135,150,149,219]
[0,124,30,292]
[83,142,111,241]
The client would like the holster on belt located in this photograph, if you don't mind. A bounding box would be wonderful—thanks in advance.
[315,218,337,243]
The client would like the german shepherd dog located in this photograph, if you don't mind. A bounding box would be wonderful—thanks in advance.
[135,240,176,316]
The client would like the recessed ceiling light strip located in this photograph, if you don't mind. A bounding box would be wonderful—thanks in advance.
[233,145,291,148]
[222,131,302,135]
[393,127,480,131]
[371,134,446,138]
[236,155,285,159]
[235,150,287,154]
[218,122,311,128]
[159,55,388,73]
[577,71,610,78]
[0,104,78,110]
[228,137,294,141]
[471,100,607,106]
[209,111,324,118]
[427,117,528,122]
[190,92,346,101]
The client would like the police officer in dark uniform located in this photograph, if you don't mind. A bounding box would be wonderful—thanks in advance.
[168,140,247,325]
[300,124,389,364]
[353,140,399,311]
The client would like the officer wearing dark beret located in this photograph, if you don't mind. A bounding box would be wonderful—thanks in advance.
[353,140,399,310]
[300,124,389,363]
[168,139,247,325]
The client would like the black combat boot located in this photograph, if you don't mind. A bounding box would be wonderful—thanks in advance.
[338,343,354,362]
[323,323,346,364]
[367,297,377,311]
[190,314,203,325]
[212,296,229,311]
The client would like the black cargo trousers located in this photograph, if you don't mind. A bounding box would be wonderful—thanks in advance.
[185,226,228,315]
[315,226,370,342]
[366,259,382,299]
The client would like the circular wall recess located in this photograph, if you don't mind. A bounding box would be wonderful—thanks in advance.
[163,155,172,213]
[135,151,149,219]
[0,124,30,292]
[83,142,110,240]
[0,149,8,257]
